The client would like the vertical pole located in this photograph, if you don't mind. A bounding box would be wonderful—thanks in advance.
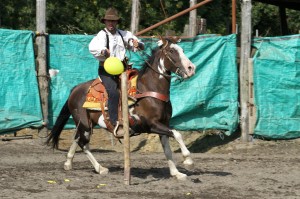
[130,0,140,34]
[36,0,48,138]
[248,58,256,135]
[189,0,197,37]
[198,18,207,34]
[240,0,252,142]
[279,6,288,35]
[121,72,131,185]
[232,0,236,33]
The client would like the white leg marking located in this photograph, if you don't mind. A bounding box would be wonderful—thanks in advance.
[160,135,187,180]
[171,130,194,166]
[83,144,109,175]
[98,114,107,128]
[168,160,187,181]
[64,140,78,171]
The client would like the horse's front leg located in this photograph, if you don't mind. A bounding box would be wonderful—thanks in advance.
[171,129,194,169]
[159,135,187,181]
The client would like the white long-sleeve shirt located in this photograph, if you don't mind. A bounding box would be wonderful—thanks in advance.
[89,28,142,62]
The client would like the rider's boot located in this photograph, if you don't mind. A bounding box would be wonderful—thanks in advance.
[113,121,124,138]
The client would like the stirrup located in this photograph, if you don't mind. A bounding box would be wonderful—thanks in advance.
[113,121,124,138]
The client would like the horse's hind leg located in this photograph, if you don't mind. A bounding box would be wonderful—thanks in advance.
[64,136,79,171]
[78,130,109,175]
[83,143,109,174]
[171,130,194,168]
[160,135,187,180]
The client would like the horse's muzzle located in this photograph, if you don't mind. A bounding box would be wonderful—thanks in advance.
[184,62,196,78]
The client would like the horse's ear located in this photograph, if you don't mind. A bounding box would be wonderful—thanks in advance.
[157,34,167,47]
[175,36,181,43]
[169,36,181,43]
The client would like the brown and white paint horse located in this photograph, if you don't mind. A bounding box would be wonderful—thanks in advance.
[47,36,196,180]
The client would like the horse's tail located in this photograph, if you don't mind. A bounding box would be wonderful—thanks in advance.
[46,100,71,149]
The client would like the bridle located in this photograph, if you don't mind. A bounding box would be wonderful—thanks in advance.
[135,39,188,80]
[132,39,189,102]
[160,41,189,79]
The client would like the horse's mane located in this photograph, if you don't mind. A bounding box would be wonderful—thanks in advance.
[138,47,160,76]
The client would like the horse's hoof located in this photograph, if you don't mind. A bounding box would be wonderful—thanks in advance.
[183,157,194,170]
[99,167,109,175]
[64,163,72,171]
[184,163,194,171]
[183,157,194,166]
[176,173,187,181]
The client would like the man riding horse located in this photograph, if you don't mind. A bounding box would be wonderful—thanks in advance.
[88,7,145,135]
[47,7,196,181]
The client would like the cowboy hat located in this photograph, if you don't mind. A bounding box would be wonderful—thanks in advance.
[101,8,121,23]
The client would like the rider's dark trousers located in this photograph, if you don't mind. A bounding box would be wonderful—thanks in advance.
[98,67,119,126]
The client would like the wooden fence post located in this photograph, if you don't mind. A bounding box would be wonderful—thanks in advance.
[130,0,140,34]
[232,0,237,34]
[189,0,197,37]
[36,0,49,139]
[121,72,131,185]
[248,58,256,135]
[239,0,252,142]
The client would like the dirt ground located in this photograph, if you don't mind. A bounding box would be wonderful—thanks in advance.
[0,128,299,199]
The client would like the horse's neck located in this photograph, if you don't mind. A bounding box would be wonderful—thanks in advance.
[138,55,171,94]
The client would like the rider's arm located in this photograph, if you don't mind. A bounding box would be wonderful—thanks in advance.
[120,30,144,51]
[133,39,144,50]
[89,31,108,61]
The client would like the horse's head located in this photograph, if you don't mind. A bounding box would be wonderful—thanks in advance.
[157,35,196,79]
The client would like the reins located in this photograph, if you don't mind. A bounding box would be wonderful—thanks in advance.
[134,48,172,79]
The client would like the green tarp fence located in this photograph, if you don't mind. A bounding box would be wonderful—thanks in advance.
[170,35,238,134]
[252,34,300,139]
[1,28,239,135]
[2,29,300,139]
[0,29,43,133]
[48,34,99,128]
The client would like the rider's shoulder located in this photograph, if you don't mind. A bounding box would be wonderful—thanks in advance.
[118,29,134,38]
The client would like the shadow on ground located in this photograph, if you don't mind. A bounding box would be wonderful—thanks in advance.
[186,130,241,153]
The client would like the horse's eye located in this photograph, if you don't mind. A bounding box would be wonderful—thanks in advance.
[170,49,174,53]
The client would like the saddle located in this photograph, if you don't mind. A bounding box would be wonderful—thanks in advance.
[82,77,108,110]
[82,69,139,135]
[82,69,138,110]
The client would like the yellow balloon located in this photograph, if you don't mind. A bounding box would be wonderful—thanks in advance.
[104,57,124,75]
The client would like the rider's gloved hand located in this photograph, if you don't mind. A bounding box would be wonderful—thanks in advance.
[101,49,110,58]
